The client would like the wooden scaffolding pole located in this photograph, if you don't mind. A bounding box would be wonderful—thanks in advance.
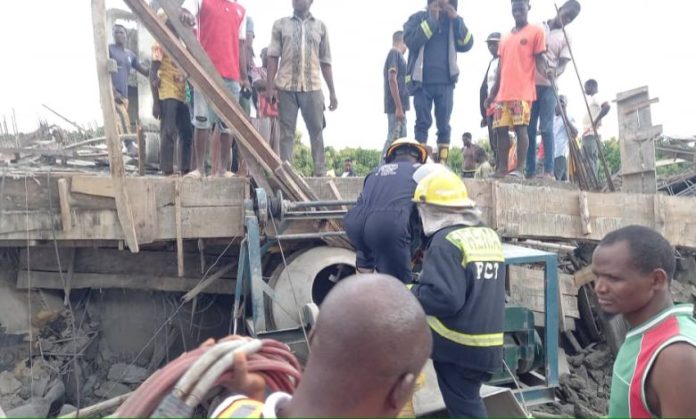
[91,0,140,252]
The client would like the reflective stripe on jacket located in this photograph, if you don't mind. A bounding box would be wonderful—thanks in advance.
[412,225,506,373]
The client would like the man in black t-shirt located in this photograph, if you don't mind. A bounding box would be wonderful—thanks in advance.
[381,31,410,162]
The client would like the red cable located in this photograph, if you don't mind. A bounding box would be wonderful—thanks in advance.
[113,338,301,418]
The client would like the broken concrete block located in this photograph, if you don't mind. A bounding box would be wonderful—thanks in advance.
[0,372,22,396]
[94,381,130,399]
[6,397,50,418]
[59,404,77,416]
[107,363,148,384]
[583,349,611,370]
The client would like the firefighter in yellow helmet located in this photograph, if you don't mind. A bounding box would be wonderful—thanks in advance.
[344,139,429,283]
[409,171,506,417]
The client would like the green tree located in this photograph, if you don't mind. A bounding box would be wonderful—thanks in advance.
[602,137,621,175]
[292,132,314,176]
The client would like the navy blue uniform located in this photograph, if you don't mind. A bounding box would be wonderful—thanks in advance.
[344,162,420,283]
[411,225,506,417]
[404,10,473,145]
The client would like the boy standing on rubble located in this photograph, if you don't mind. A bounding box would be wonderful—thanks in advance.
[109,24,149,135]
[151,12,192,176]
[382,30,410,161]
[180,0,249,178]
[486,0,548,178]
[592,226,696,417]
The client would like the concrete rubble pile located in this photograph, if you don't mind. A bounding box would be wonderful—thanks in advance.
[0,304,153,417]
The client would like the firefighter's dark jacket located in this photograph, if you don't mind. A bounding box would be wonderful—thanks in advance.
[403,10,474,92]
[411,224,506,373]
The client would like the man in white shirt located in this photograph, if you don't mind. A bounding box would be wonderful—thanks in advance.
[553,95,578,181]
[581,79,611,177]
[480,32,501,162]
[210,275,432,418]
[527,0,581,179]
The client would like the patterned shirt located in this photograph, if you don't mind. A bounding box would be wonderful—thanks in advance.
[152,43,186,102]
[268,14,331,92]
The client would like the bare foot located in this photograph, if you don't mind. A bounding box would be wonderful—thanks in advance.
[184,170,203,179]
[223,171,236,179]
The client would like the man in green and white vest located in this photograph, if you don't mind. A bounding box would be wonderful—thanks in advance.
[592,225,696,417]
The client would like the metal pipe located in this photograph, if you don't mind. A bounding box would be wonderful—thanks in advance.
[272,231,348,241]
[554,2,615,191]
[283,211,348,220]
[285,200,357,209]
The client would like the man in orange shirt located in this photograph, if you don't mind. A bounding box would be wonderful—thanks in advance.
[486,0,549,178]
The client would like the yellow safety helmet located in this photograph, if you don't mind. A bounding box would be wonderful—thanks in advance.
[385,138,428,164]
[413,171,476,208]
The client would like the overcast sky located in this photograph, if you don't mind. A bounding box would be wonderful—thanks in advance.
[1,0,694,150]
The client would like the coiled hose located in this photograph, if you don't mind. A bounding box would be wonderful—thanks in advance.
[114,337,302,418]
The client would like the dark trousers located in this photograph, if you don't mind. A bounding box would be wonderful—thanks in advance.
[344,209,413,283]
[554,156,568,181]
[486,115,498,163]
[160,99,193,175]
[433,361,491,418]
[414,84,454,146]
[527,85,557,175]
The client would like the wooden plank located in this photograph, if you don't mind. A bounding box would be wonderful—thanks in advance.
[57,179,73,232]
[621,98,660,115]
[175,180,184,277]
[64,248,76,306]
[326,180,347,211]
[71,176,115,198]
[180,207,246,238]
[509,266,578,296]
[17,270,235,295]
[579,191,592,236]
[178,178,249,207]
[137,125,146,176]
[91,0,139,253]
[128,180,159,244]
[574,266,595,287]
[508,266,579,332]
[181,264,234,303]
[19,248,237,279]
[623,125,663,143]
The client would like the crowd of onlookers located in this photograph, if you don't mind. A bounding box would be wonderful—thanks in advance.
[109,0,611,182]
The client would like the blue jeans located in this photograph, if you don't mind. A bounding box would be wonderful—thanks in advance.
[413,84,454,145]
[527,85,557,175]
[382,113,408,161]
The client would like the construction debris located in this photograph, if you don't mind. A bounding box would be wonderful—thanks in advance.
[536,344,613,417]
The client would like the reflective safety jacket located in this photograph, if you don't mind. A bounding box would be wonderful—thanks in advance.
[211,392,291,418]
[411,225,506,373]
[403,10,474,93]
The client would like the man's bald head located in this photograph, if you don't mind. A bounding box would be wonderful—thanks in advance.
[296,275,432,417]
